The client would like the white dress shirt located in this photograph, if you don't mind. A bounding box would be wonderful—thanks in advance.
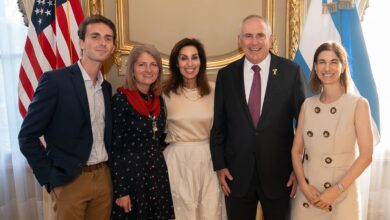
[243,54,271,115]
[78,61,108,165]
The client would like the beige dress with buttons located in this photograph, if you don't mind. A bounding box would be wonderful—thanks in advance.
[291,93,361,220]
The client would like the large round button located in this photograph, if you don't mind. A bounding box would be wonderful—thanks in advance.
[329,205,333,212]
[324,182,332,189]
[323,131,330,138]
[307,131,313,137]
[303,202,309,208]
[330,107,337,114]
[314,107,321,113]
[325,157,333,164]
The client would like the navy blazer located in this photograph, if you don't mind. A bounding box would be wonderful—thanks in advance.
[210,54,307,199]
[19,63,112,192]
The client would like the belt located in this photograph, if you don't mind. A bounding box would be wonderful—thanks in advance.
[82,161,106,172]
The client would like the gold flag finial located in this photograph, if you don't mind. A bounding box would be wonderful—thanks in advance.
[339,0,354,10]
[322,2,338,14]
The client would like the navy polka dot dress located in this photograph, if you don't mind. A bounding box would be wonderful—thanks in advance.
[110,92,175,220]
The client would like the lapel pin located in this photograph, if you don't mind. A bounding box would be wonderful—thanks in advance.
[272,68,278,76]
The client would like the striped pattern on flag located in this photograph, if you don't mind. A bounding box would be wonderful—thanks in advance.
[18,0,84,117]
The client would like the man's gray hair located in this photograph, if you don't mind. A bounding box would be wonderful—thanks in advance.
[238,15,272,38]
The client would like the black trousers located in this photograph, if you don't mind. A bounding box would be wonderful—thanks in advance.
[225,169,291,220]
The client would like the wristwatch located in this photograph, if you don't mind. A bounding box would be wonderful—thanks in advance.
[337,183,345,192]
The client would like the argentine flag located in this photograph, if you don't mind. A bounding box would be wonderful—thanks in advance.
[294,0,380,144]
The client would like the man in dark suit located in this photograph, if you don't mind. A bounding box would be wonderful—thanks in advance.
[210,15,307,220]
[18,15,116,220]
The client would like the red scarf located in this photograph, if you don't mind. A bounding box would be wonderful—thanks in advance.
[117,87,161,118]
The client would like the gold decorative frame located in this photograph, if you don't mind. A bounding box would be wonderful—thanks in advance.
[114,0,277,75]
[265,0,278,55]
[85,0,104,16]
[286,0,304,60]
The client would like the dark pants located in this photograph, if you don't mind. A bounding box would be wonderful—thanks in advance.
[225,169,290,220]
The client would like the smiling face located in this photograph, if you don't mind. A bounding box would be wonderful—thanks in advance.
[314,50,346,86]
[133,52,160,93]
[79,23,115,64]
[177,46,200,87]
[238,17,272,64]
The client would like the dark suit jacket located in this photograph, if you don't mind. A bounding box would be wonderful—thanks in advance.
[210,54,307,199]
[18,63,112,192]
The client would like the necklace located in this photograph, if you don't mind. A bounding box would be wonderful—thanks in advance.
[149,115,158,139]
[181,87,201,101]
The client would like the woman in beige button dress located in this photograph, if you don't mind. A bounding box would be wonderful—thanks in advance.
[163,38,226,220]
[291,41,374,220]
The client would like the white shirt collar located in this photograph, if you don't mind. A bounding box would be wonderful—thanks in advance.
[244,53,271,70]
[77,60,104,86]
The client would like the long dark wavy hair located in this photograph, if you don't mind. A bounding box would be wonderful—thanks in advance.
[163,38,210,97]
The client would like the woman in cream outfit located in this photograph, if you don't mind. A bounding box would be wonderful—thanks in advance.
[163,38,226,220]
[291,41,374,219]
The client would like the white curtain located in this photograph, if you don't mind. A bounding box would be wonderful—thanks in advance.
[362,1,390,219]
[0,0,43,219]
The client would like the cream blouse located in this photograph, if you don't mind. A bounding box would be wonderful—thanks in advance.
[164,82,215,143]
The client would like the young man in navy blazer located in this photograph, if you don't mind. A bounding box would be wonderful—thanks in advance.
[19,15,116,220]
[210,15,307,220]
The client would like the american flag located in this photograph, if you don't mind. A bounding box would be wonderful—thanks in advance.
[18,0,84,117]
